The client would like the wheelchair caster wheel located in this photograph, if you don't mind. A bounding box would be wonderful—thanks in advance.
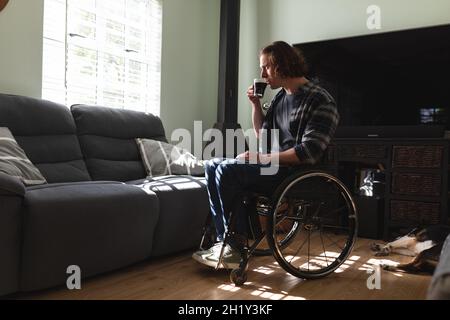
[230,268,247,286]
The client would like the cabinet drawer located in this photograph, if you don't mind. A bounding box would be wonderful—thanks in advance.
[337,144,386,159]
[390,200,440,225]
[392,146,443,168]
[391,173,441,196]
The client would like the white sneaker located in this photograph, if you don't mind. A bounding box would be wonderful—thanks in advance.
[193,244,241,269]
[192,242,223,261]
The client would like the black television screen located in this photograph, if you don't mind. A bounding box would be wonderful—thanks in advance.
[295,24,450,131]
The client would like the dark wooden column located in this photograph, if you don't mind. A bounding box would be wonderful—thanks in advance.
[210,0,246,157]
[217,0,240,124]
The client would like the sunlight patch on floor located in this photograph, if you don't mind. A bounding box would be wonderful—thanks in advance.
[216,280,307,300]
[282,295,307,300]
[217,284,241,292]
[334,259,356,273]
[248,283,306,300]
[252,266,275,275]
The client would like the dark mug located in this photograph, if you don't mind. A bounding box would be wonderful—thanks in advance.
[253,79,267,98]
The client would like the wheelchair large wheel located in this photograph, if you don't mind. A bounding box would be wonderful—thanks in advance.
[266,171,357,279]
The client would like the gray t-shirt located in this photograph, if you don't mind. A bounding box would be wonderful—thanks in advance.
[272,92,299,152]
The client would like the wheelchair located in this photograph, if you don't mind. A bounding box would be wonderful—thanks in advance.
[199,168,358,286]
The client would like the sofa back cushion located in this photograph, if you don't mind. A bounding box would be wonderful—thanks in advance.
[0,94,91,183]
[71,104,167,181]
[0,127,47,185]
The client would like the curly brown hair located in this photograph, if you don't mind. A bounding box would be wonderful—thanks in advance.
[260,41,308,78]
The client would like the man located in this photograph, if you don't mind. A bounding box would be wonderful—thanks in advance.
[192,41,339,269]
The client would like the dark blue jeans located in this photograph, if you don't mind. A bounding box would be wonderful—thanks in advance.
[205,158,295,242]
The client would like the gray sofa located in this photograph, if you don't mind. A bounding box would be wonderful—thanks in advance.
[0,93,209,296]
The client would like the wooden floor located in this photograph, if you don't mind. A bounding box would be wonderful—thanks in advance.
[14,238,431,300]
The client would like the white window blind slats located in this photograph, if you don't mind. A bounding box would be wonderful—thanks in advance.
[42,0,162,115]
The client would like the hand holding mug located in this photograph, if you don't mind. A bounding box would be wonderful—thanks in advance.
[247,85,260,105]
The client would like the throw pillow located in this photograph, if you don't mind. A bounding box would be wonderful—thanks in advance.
[136,138,205,177]
[0,127,47,185]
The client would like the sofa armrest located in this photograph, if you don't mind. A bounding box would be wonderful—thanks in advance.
[0,172,25,197]
[0,172,24,295]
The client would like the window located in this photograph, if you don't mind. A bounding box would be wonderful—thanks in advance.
[42,0,162,115]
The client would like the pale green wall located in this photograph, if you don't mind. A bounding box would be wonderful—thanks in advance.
[238,0,259,136]
[238,0,450,130]
[259,0,450,45]
[0,0,44,98]
[160,0,220,141]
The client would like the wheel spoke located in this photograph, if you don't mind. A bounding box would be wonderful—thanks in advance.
[319,229,330,267]
[322,231,345,251]
[286,224,308,264]
[307,228,311,271]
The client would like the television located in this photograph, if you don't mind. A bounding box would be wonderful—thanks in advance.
[295,24,450,138]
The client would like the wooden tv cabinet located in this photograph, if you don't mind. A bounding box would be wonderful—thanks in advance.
[329,138,448,240]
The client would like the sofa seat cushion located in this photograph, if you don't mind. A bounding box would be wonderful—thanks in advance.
[128,176,209,256]
[20,181,159,291]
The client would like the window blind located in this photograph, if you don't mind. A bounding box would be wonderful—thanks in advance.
[42,0,162,115]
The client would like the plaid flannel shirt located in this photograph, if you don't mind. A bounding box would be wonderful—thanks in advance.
[261,81,339,164]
